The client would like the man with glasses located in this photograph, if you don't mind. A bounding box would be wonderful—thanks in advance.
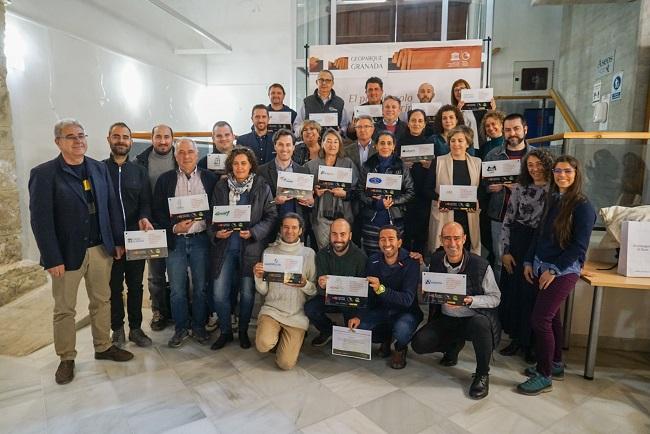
[29,119,134,385]
[293,70,350,135]
[411,222,501,400]
[482,113,531,283]
[345,115,376,246]
[136,124,177,331]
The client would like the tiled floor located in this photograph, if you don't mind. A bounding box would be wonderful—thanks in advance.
[1,312,649,434]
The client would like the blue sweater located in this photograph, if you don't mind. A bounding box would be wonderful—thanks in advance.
[525,194,596,273]
[364,248,420,314]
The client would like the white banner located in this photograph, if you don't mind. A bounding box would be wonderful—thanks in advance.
[308,40,483,109]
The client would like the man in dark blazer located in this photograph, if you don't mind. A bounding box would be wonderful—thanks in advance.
[372,96,408,146]
[29,119,134,386]
[257,129,313,243]
[152,138,218,349]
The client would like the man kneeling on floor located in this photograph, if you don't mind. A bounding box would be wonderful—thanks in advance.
[348,225,423,369]
[411,222,501,400]
[253,213,317,369]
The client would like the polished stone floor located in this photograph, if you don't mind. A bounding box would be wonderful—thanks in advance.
[1,312,649,434]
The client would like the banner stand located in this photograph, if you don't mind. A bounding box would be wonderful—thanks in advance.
[482,37,492,88]
[304,44,310,98]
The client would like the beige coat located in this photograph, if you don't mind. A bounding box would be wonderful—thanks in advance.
[427,153,482,254]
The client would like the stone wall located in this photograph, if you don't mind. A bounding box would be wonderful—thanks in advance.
[0,3,47,304]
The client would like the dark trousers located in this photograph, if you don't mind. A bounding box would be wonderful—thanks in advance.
[304,296,355,334]
[411,314,493,375]
[530,273,579,377]
[148,257,171,318]
[110,257,145,330]
[358,308,423,350]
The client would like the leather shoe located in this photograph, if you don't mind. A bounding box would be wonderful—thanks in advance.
[55,360,75,385]
[440,352,458,367]
[390,347,407,369]
[239,331,252,349]
[499,341,520,356]
[95,345,134,362]
[469,373,489,399]
[211,332,233,350]
[378,337,392,358]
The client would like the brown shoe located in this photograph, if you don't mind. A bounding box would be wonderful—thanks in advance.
[378,337,393,358]
[55,360,75,385]
[390,347,408,369]
[95,345,134,362]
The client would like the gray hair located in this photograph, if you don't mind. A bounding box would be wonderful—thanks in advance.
[54,118,84,138]
[174,138,198,155]
[355,115,374,125]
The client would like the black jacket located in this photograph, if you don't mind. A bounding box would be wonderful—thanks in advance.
[104,156,152,230]
[257,159,311,226]
[358,154,415,222]
[207,175,277,278]
[372,119,408,146]
[151,168,218,250]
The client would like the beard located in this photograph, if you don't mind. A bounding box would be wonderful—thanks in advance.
[506,135,524,147]
[110,144,130,156]
[332,240,350,253]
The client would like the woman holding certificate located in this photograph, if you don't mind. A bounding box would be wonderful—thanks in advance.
[518,156,596,395]
[451,78,497,149]
[498,149,553,363]
[478,110,505,159]
[425,125,481,255]
[358,131,415,254]
[401,109,435,254]
[305,129,358,249]
[292,120,322,166]
[209,148,278,350]
[431,104,465,156]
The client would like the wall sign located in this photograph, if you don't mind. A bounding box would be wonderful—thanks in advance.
[611,72,623,102]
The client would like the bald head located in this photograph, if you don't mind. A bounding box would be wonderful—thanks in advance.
[417,83,435,103]
[330,218,352,255]
[440,222,466,262]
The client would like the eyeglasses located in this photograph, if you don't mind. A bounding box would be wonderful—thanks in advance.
[552,168,575,175]
[354,125,373,130]
[317,78,333,84]
[59,134,88,142]
[441,235,463,242]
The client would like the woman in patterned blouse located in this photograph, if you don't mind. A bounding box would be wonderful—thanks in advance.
[498,148,554,362]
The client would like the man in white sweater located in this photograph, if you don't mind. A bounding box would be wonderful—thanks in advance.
[253,213,317,369]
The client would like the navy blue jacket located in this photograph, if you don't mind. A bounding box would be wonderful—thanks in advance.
[104,156,152,231]
[364,248,420,315]
[237,127,275,165]
[151,168,218,250]
[29,155,124,271]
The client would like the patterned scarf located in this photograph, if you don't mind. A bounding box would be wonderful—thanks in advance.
[227,173,255,205]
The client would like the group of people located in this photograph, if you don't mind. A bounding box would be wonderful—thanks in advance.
[28,71,596,401]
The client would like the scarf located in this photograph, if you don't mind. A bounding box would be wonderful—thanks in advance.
[377,155,393,173]
[227,173,255,205]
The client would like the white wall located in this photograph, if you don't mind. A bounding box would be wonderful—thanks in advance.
[7,14,207,263]
[491,0,563,96]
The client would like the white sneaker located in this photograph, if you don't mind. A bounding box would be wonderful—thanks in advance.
[205,313,219,332]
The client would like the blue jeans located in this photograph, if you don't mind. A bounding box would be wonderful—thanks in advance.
[359,308,423,350]
[213,252,254,334]
[166,234,209,335]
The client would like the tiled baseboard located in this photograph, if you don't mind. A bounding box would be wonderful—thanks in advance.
[568,333,650,352]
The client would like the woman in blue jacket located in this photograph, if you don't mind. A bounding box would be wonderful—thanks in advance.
[517,155,596,395]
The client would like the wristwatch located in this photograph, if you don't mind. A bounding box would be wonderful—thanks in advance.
[548,269,557,276]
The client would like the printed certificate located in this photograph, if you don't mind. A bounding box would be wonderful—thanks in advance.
[482,159,520,184]
[277,172,315,199]
[124,230,168,261]
[422,271,466,305]
[268,111,292,133]
[400,143,435,162]
[168,194,209,223]
[410,102,442,117]
[438,185,478,211]
[317,165,353,189]
[332,326,372,360]
[325,275,368,308]
[308,112,339,127]
[262,253,304,284]
[365,173,402,196]
[460,88,493,110]
[212,205,251,230]
[207,153,227,173]
[354,104,382,120]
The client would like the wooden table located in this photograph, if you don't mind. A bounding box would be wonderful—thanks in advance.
[577,261,650,379]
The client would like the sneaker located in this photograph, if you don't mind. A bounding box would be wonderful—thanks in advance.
[112,327,126,347]
[128,328,153,347]
[517,373,553,395]
[168,329,190,348]
[95,345,134,362]
[150,310,167,331]
[498,341,520,356]
[440,341,465,367]
[523,364,565,381]
[211,332,233,350]
[205,313,219,333]
[193,330,210,345]
[55,360,75,385]
[311,332,332,347]
[469,373,490,399]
